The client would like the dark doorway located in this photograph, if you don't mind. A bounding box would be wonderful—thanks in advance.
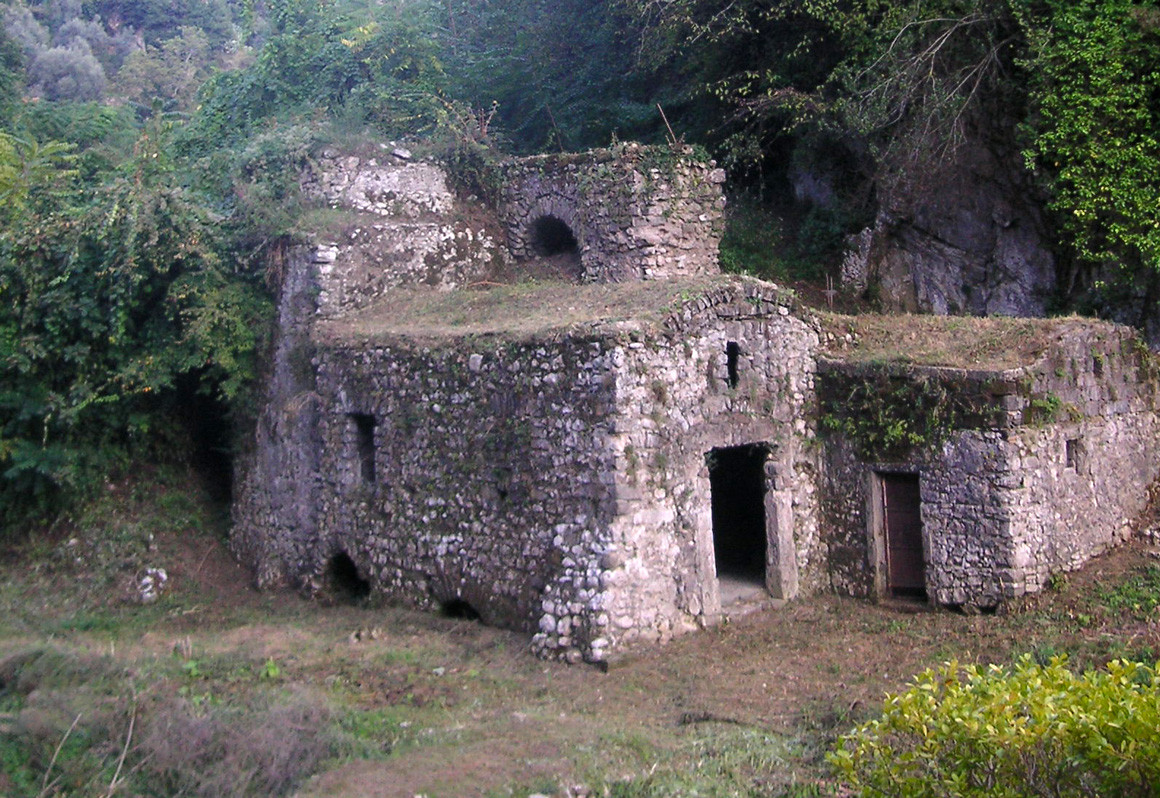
[529,215,579,256]
[708,444,769,583]
[880,473,926,598]
[326,552,371,603]
[174,371,234,505]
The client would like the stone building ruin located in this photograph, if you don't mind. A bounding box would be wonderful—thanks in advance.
[232,144,1160,663]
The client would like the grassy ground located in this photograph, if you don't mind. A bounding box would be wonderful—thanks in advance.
[2,467,1159,797]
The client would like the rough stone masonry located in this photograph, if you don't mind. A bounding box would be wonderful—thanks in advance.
[232,144,1160,662]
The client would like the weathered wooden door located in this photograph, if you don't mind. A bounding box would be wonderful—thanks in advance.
[881,474,925,597]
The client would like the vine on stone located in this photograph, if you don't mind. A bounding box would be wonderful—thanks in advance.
[819,368,969,461]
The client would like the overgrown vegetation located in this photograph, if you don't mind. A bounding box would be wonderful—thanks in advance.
[1,0,1157,528]
[818,369,973,461]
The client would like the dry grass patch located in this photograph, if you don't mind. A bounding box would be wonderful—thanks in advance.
[315,276,741,342]
[820,313,1103,370]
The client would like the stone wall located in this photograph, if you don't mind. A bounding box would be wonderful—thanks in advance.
[272,282,824,663]
[819,324,1160,609]
[230,245,322,588]
[310,332,620,663]
[301,151,506,317]
[500,144,726,283]
[1002,326,1160,596]
[235,266,829,662]
[564,284,824,654]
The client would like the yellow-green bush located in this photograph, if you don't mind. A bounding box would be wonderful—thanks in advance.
[830,656,1160,797]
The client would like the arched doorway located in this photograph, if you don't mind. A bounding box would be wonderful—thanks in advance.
[526,214,582,280]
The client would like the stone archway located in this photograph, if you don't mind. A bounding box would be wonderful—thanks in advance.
[522,212,583,280]
[529,214,579,257]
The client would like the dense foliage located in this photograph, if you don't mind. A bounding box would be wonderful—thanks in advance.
[831,656,1160,797]
[1020,0,1160,319]
[0,120,269,524]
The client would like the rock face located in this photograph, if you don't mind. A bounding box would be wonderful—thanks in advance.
[845,136,1057,317]
[233,143,1160,661]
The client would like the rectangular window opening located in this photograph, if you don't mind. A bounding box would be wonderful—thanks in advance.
[1066,438,1082,471]
[350,413,376,484]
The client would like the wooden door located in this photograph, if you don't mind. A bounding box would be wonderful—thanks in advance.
[881,474,925,597]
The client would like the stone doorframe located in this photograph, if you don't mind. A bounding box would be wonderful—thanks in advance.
[866,468,928,600]
[698,442,799,605]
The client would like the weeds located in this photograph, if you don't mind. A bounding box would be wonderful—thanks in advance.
[1096,564,1160,618]
[587,725,831,797]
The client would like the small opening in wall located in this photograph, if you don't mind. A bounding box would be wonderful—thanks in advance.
[726,341,741,389]
[493,466,512,503]
[1066,438,1083,470]
[440,598,481,620]
[350,413,376,483]
[707,443,769,587]
[327,552,371,603]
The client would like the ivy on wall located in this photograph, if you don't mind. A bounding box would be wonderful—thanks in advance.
[818,367,975,461]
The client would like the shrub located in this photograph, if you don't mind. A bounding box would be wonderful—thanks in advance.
[830,656,1160,797]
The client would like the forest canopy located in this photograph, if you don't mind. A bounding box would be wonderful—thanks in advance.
[1,0,1158,527]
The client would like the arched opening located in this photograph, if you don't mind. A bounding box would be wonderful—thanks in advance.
[326,552,371,603]
[529,215,579,257]
[439,598,481,620]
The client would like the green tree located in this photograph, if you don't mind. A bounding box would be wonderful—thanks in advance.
[1020,0,1160,317]
[115,24,211,112]
[441,0,651,153]
[0,26,24,118]
[0,123,268,526]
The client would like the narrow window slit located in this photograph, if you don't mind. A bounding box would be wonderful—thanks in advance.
[1066,438,1082,471]
[351,413,376,483]
[726,341,740,389]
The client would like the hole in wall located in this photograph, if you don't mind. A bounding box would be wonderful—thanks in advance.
[726,341,741,389]
[326,552,371,603]
[493,466,512,502]
[1066,438,1084,471]
[523,214,582,281]
[349,413,376,483]
[529,215,579,256]
[440,598,481,620]
[707,443,769,585]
